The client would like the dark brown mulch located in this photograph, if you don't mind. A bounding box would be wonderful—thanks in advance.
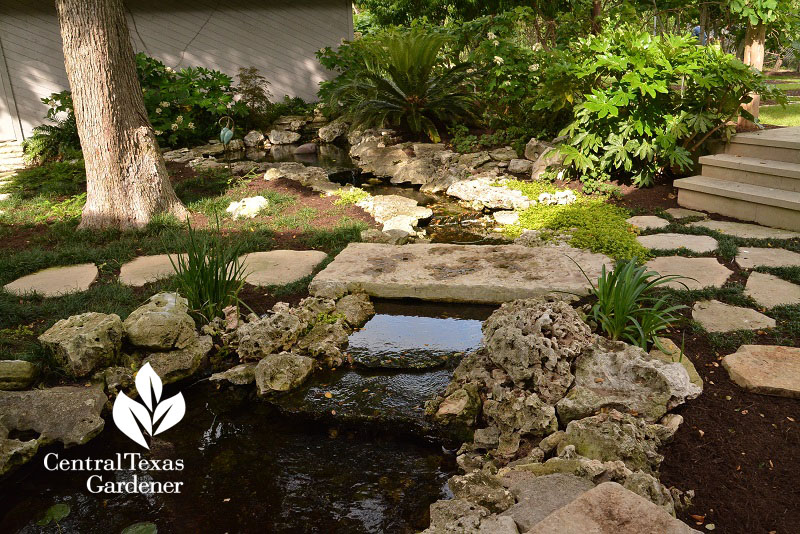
[238,283,308,316]
[611,183,680,212]
[0,224,53,251]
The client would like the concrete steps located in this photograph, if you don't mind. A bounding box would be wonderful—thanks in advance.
[675,126,800,231]
[0,141,25,173]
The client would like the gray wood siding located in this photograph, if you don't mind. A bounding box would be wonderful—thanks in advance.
[0,0,352,140]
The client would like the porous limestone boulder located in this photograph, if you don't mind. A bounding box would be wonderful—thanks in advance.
[209,363,257,386]
[39,312,123,377]
[0,421,40,476]
[508,159,533,174]
[335,293,375,328]
[268,129,301,145]
[318,117,349,143]
[143,334,212,385]
[226,196,268,219]
[448,471,516,513]
[295,319,350,366]
[359,228,410,245]
[0,360,38,390]
[421,499,491,534]
[236,308,306,361]
[482,387,558,443]
[243,130,265,147]
[489,146,518,162]
[350,139,410,177]
[356,194,432,224]
[382,215,417,234]
[391,157,438,185]
[458,151,492,169]
[124,293,196,351]
[255,352,314,394]
[446,175,533,211]
[556,339,702,424]
[481,298,594,402]
[429,383,482,441]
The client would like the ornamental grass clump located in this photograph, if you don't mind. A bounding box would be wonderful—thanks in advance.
[579,258,688,351]
[169,217,248,324]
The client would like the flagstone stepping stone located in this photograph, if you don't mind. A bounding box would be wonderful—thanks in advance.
[240,250,328,287]
[665,207,706,220]
[745,271,800,308]
[309,243,612,303]
[119,254,186,286]
[626,215,668,230]
[723,345,800,398]
[636,233,718,253]
[644,257,732,290]
[691,300,775,332]
[736,247,800,269]
[3,263,98,297]
[688,220,800,240]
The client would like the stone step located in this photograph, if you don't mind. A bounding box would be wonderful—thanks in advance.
[722,127,800,164]
[674,175,800,231]
[700,154,800,192]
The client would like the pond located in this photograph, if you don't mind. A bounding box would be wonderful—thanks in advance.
[0,301,493,534]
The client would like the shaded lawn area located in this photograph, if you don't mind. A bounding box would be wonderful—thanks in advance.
[0,162,374,366]
[760,103,800,127]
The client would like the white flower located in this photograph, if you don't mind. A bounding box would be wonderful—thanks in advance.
[170,123,178,131]
[532,43,542,51]
[175,115,183,124]
[226,102,232,109]
[160,101,170,108]
[487,32,497,40]
[467,68,477,73]
[502,80,511,87]
[154,130,163,136]
[187,122,195,129]
[165,66,174,73]
[155,107,162,114]
[528,63,539,72]
[493,56,504,66]
[493,40,500,46]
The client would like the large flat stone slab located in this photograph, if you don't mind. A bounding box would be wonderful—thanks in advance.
[500,472,593,531]
[723,345,800,398]
[692,300,775,332]
[736,247,800,269]
[626,216,668,230]
[240,250,328,287]
[119,254,185,286]
[637,233,718,253]
[688,220,800,239]
[665,207,706,220]
[3,263,98,297]
[645,257,732,290]
[309,243,613,303]
[527,482,700,534]
[745,271,800,308]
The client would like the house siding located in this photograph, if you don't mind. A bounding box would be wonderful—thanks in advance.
[0,0,352,141]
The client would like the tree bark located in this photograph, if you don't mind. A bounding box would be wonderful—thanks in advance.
[739,21,766,127]
[591,0,602,34]
[56,0,186,229]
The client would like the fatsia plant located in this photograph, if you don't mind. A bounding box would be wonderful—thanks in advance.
[168,217,249,324]
[576,258,689,351]
[323,28,478,142]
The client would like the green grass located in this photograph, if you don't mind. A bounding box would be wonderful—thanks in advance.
[760,103,800,126]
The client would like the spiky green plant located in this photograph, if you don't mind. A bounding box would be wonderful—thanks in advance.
[578,258,689,351]
[168,217,249,324]
[328,28,477,142]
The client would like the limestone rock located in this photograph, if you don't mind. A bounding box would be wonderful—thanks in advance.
[483,387,558,441]
[424,498,490,534]
[412,143,447,158]
[489,147,518,162]
[268,129,301,145]
[745,271,800,308]
[236,308,306,361]
[143,335,212,385]
[294,142,317,155]
[335,293,375,328]
[243,130,265,147]
[689,220,800,239]
[0,360,38,390]
[648,338,703,390]
[556,339,701,424]
[431,383,482,441]
[240,250,328,287]
[295,319,350,366]
[458,151,491,169]
[0,385,107,446]
[391,157,437,185]
[474,426,501,449]
[736,247,800,269]
[665,207,705,220]
[524,138,554,161]
[499,472,593,531]
[0,422,39,476]
[356,194,432,224]
[644,257,732,290]
[637,233,718,253]
[39,312,123,377]
[318,118,349,143]
[382,215,417,234]
[481,298,594,401]
[119,254,184,287]
[351,139,410,177]
[360,228,410,245]
[723,345,800,398]
[420,165,470,194]
[559,411,672,473]
[449,471,516,513]
[508,159,533,174]
[255,352,314,394]
[4,263,98,298]
[124,292,196,350]
[162,147,193,163]
[626,215,669,230]
[226,196,268,219]
[209,363,257,385]
[493,211,519,225]
[446,175,532,211]
[692,299,775,332]
[530,147,563,181]
[526,482,700,533]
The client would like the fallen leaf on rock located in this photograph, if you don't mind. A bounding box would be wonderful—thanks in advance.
[324,392,333,398]
[690,514,705,522]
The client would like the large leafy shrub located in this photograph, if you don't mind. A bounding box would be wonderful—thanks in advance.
[547,27,786,186]
[21,91,81,164]
[318,27,478,142]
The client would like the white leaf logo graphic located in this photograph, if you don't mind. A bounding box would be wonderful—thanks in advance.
[112,363,186,449]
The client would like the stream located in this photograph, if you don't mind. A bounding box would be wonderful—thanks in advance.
[0,301,495,533]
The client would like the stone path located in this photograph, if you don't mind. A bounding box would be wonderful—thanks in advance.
[689,220,800,239]
[723,345,800,398]
[637,233,718,253]
[119,254,185,287]
[736,247,800,268]
[644,257,732,290]
[665,207,705,219]
[745,272,800,308]
[691,300,775,332]
[240,250,328,286]
[626,215,668,230]
[3,263,98,297]
[309,243,612,303]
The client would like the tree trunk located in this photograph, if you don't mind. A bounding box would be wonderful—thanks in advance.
[55,0,186,229]
[739,21,766,127]
[591,1,602,34]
